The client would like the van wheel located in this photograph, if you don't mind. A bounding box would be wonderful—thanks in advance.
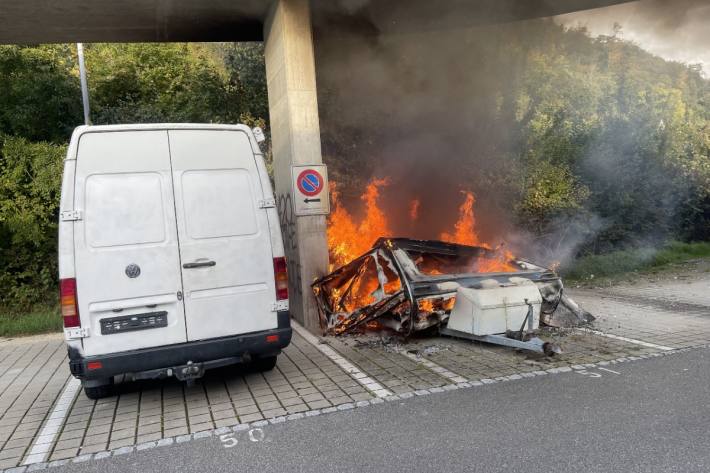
[82,379,114,399]
[251,356,277,372]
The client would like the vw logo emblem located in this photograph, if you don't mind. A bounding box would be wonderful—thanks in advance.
[125,264,141,278]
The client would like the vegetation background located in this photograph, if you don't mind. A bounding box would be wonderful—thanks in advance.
[0,20,707,332]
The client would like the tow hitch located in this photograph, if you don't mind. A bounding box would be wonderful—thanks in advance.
[174,361,205,381]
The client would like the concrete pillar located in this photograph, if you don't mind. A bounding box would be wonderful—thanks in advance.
[264,0,328,333]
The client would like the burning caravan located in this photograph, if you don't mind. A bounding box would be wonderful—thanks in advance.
[313,238,585,355]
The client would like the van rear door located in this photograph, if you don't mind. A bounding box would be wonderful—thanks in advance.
[74,130,187,356]
[168,129,277,341]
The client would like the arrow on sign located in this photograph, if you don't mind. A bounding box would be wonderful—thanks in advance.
[304,198,321,203]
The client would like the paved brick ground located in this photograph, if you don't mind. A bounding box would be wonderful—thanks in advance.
[566,263,710,350]
[568,287,710,350]
[609,277,710,307]
[1,272,709,469]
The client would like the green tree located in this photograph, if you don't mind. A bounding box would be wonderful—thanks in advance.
[220,43,269,122]
[0,45,83,142]
[86,43,234,124]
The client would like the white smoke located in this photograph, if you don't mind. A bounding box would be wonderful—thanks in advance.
[555,0,710,73]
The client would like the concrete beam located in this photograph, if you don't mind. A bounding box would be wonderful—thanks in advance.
[0,0,635,44]
[312,0,634,36]
[264,0,328,333]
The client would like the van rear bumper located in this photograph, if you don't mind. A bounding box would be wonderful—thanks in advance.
[69,312,292,380]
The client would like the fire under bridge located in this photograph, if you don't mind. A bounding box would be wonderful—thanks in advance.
[0,0,633,331]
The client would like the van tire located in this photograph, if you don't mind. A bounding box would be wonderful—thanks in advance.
[251,355,277,372]
[82,380,114,399]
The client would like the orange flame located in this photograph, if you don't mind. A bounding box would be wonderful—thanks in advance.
[327,179,391,269]
[418,299,434,313]
[439,191,484,247]
[327,178,517,273]
[417,297,456,314]
[438,191,517,272]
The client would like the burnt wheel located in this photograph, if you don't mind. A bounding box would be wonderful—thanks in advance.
[251,355,278,372]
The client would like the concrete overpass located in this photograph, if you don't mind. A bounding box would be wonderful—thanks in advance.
[1,0,632,332]
[0,1,631,43]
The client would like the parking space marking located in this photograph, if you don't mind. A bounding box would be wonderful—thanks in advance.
[579,328,674,351]
[598,367,621,375]
[392,347,468,384]
[22,376,81,465]
[291,322,392,398]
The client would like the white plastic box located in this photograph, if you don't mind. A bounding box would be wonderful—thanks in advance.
[446,278,542,336]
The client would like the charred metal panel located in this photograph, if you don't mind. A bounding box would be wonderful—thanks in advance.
[312,237,572,336]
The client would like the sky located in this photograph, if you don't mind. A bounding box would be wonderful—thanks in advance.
[554,0,710,73]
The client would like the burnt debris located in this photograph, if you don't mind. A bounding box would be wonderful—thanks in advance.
[313,238,589,337]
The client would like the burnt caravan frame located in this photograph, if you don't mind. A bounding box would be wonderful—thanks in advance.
[312,238,564,336]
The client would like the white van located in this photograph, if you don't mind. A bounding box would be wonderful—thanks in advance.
[58,124,291,399]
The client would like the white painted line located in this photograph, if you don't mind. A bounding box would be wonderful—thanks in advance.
[291,322,392,398]
[393,347,468,384]
[598,367,621,375]
[579,328,674,351]
[23,376,81,465]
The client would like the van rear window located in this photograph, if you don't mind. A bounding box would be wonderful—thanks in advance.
[180,169,258,239]
[85,173,167,248]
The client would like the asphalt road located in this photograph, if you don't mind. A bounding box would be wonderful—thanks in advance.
[52,348,710,473]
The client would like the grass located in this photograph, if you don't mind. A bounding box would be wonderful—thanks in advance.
[0,305,62,337]
[563,241,710,284]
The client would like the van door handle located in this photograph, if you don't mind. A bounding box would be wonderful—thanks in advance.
[183,260,216,269]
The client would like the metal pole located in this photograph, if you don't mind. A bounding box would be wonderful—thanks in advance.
[76,43,91,125]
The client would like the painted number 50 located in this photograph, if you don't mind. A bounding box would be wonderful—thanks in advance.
[220,433,238,448]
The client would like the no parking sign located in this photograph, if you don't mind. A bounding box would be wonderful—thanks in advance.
[291,164,330,216]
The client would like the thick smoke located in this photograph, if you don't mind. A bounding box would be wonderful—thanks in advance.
[314,17,587,265]
[556,0,710,71]
[315,22,527,242]
[636,0,710,29]
[312,1,706,267]
[569,0,710,30]
[330,0,370,15]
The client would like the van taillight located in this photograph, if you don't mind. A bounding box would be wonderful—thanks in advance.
[59,278,80,328]
[273,257,288,301]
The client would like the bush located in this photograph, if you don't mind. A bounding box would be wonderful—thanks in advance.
[0,136,65,312]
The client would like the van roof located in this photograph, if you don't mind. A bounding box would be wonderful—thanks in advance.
[73,123,253,133]
[66,123,260,161]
